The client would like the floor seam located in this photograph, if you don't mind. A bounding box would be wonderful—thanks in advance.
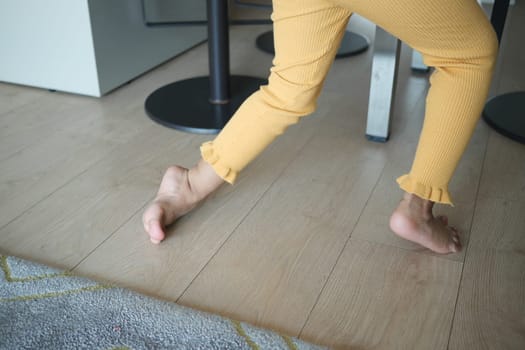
[297,159,387,339]
[176,130,320,303]
[445,125,490,350]
[0,155,108,234]
[71,196,154,272]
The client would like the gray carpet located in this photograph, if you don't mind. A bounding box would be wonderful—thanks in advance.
[0,255,328,350]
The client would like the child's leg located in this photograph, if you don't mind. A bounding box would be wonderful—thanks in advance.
[143,0,352,243]
[342,0,498,205]
[144,0,497,254]
[200,0,352,183]
[337,0,497,252]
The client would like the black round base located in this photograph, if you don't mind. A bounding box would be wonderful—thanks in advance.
[145,75,266,134]
[482,91,525,144]
[255,30,369,58]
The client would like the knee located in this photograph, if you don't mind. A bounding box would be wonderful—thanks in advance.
[462,26,499,73]
[428,27,499,74]
[259,71,323,117]
[476,28,499,72]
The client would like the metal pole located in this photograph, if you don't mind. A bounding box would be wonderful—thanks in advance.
[207,0,230,103]
[490,0,510,43]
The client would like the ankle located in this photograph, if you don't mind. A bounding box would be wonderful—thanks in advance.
[402,192,433,221]
[187,159,225,202]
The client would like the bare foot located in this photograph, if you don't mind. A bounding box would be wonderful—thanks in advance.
[389,193,461,254]
[142,160,224,244]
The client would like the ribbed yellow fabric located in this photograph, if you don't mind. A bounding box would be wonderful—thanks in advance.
[201,0,498,205]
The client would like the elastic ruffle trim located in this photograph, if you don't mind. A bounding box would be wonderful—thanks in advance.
[200,142,237,184]
[396,175,454,206]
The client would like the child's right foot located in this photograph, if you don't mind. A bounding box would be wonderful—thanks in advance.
[142,161,224,244]
[389,193,462,254]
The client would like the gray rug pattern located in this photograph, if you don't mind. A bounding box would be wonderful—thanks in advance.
[0,255,328,350]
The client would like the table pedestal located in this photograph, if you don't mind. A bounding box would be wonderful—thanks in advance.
[145,0,265,134]
[482,0,524,144]
[483,91,525,143]
[145,76,264,134]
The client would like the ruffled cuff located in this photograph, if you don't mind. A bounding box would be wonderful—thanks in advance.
[200,141,237,184]
[396,175,454,206]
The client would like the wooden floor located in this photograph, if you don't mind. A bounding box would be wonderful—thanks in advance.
[1,5,524,350]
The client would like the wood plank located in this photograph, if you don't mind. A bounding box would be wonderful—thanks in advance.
[0,70,179,163]
[448,197,525,350]
[72,97,330,300]
[0,119,139,228]
[0,92,89,161]
[0,95,167,228]
[0,52,206,225]
[0,83,47,118]
[0,25,255,228]
[301,239,462,350]
[0,122,202,268]
[478,131,525,201]
[176,108,386,337]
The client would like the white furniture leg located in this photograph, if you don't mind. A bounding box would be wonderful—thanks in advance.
[365,26,401,142]
[411,50,429,72]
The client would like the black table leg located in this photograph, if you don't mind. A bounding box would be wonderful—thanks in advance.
[483,91,525,143]
[145,0,266,134]
[255,30,369,58]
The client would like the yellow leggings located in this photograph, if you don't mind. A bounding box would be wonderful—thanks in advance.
[201,0,498,205]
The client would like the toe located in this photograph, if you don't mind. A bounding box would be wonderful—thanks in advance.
[450,226,460,235]
[449,236,462,253]
[147,219,165,244]
[143,202,166,243]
